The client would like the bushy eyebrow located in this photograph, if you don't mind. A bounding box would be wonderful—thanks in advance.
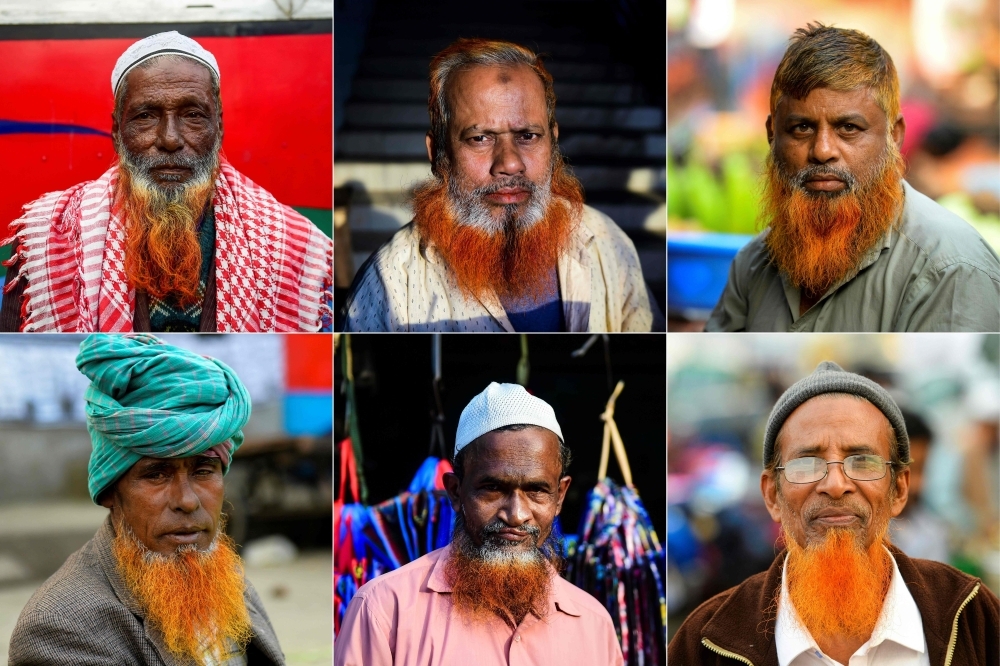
[134,456,220,474]
[783,112,869,126]
[135,459,174,474]
[476,474,554,492]
[458,123,546,137]
[789,443,880,458]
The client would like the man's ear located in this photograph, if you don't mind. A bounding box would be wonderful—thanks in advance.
[761,470,783,523]
[442,472,462,512]
[552,122,559,143]
[425,132,435,165]
[890,465,910,518]
[891,114,905,151]
[555,475,571,515]
[99,488,118,512]
[766,114,774,144]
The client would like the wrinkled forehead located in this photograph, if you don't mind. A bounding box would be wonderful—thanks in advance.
[130,452,222,470]
[775,394,894,460]
[772,84,884,118]
[445,63,547,113]
[465,426,562,474]
[118,54,218,104]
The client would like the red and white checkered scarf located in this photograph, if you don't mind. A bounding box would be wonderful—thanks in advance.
[2,159,332,332]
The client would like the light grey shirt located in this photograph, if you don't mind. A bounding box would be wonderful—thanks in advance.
[705,181,1000,332]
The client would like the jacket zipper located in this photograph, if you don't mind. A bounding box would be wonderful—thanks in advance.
[944,583,980,666]
[702,637,755,666]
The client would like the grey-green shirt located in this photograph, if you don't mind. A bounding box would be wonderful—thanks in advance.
[705,181,1000,332]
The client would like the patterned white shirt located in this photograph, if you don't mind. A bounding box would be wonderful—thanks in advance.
[342,204,657,332]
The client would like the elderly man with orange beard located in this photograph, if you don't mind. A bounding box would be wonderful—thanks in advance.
[335,383,624,665]
[0,32,332,333]
[705,24,1000,332]
[8,335,285,665]
[668,361,999,665]
[341,39,659,332]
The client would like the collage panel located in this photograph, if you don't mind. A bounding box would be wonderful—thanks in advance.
[333,333,665,664]
[0,333,333,665]
[334,0,666,332]
[0,1,333,333]
[667,333,1000,663]
[667,0,1000,332]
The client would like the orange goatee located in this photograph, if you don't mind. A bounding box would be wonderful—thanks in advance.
[782,524,893,643]
[413,154,583,302]
[112,525,252,663]
[761,147,905,297]
[115,163,217,307]
[445,520,554,627]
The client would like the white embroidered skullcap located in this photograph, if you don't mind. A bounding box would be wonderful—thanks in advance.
[112,31,220,95]
[454,383,564,454]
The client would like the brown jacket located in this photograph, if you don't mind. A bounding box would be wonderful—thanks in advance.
[668,545,999,666]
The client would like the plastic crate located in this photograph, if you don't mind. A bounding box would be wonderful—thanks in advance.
[668,233,753,313]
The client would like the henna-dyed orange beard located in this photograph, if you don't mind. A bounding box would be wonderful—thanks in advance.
[114,146,219,307]
[762,145,904,297]
[113,523,252,663]
[781,513,893,645]
[413,154,583,301]
[445,515,560,627]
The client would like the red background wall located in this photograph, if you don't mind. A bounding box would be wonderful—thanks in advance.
[0,33,332,243]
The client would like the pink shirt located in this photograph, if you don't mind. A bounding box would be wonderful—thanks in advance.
[335,544,625,666]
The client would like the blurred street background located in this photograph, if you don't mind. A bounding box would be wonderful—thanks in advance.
[333,0,666,322]
[0,334,333,666]
[667,333,1000,641]
[667,0,1000,327]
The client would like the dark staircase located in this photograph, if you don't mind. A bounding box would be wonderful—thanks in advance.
[335,0,665,312]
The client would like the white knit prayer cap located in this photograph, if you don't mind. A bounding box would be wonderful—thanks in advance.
[454,383,564,454]
[112,31,220,95]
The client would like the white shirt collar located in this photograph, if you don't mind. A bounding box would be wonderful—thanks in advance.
[775,547,927,665]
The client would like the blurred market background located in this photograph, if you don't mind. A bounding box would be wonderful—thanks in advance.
[0,0,333,304]
[667,333,1000,641]
[333,0,666,326]
[0,334,333,666]
[334,333,666,664]
[667,0,1000,329]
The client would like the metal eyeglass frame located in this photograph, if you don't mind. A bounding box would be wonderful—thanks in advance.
[775,454,899,484]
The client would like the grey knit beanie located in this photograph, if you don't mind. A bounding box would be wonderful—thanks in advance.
[763,361,909,468]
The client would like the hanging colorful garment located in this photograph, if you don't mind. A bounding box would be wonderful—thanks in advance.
[334,455,455,635]
[334,437,368,634]
[564,478,666,666]
[562,380,665,666]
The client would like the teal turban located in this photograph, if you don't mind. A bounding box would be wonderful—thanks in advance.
[77,334,251,503]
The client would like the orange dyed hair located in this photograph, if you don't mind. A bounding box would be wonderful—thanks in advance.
[770,23,901,132]
[427,38,557,177]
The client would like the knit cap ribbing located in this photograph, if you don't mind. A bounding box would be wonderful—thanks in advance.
[763,361,909,468]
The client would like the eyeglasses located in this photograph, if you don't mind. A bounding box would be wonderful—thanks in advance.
[775,454,895,484]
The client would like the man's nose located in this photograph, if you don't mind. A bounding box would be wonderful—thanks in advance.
[815,461,854,498]
[170,473,201,513]
[155,114,185,152]
[809,125,840,164]
[491,135,526,177]
[498,490,532,526]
